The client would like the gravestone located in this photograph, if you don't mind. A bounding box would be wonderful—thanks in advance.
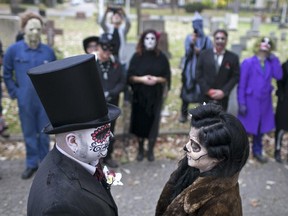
[210,21,220,35]
[42,20,63,47]
[271,15,281,23]
[227,86,238,117]
[141,19,165,33]
[239,36,248,50]
[281,32,287,41]
[225,13,238,30]
[0,15,21,51]
[76,11,86,19]
[269,31,278,49]
[141,19,171,58]
[122,42,136,70]
[246,16,261,38]
[230,44,242,58]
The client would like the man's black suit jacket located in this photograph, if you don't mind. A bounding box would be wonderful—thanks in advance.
[27,146,118,216]
[196,49,240,110]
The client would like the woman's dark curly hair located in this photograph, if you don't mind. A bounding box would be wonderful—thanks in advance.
[168,103,249,202]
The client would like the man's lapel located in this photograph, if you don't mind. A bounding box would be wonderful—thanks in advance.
[53,147,118,212]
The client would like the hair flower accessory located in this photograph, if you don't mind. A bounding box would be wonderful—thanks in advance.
[103,165,123,186]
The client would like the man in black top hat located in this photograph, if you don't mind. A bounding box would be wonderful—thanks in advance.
[27,54,120,216]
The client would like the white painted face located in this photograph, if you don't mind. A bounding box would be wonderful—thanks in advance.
[24,18,42,45]
[184,127,219,172]
[144,33,156,50]
[69,124,112,164]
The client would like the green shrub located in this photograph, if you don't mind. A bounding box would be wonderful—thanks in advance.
[183,2,206,13]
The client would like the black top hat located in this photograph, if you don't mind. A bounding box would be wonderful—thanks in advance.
[83,36,99,53]
[28,54,121,134]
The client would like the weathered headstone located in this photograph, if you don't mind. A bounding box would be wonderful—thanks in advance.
[0,15,20,51]
[141,19,171,58]
[246,17,261,38]
[42,20,63,47]
[279,2,288,28]
[271,15,281,23]
[225,13,238,30]
[122,42,136,69]
[281,32,287,41]
[230,44,242,58]
[227,86,238,117]
[76,11,86,19]
[141,19,165,33]
[210,21,220,35]
[269,31,278,49]
[239,36,248,50]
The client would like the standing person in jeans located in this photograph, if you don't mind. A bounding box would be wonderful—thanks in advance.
[179,12,213,123]
[3,12,56,179]
[237,37,282,164]
[96,33,125,168]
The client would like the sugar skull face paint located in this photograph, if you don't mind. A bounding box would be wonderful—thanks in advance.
[72,124,112,164]
[144,33,156,50]
[184,127,219,172]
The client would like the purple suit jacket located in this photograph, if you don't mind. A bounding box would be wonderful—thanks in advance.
[237,54,283,134]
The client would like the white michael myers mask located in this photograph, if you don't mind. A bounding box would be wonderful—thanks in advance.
[144,33,157,50]
[184,127,219,172]
[66,123,112,165]
[24,18,42,48]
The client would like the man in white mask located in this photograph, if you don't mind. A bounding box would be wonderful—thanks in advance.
[27,54,120,215]
[3,12,56,179]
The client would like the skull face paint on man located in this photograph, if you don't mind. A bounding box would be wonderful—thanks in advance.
[144,33,157,50]
[72,124,112,165]
[184,127,219,172]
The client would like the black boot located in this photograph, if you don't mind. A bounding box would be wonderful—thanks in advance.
[275,129,285,164]
[147,139,155,162]
[274,150,282,163]
[136,138,144,161]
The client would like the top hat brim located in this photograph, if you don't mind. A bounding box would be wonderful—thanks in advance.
[43,103,121,134]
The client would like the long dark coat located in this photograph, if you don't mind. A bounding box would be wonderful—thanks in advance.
[237,55,283,134]
[275,60,288,131]
[196,49,240,111]
[155,173,243,216]
[127,51,171,139]
[27,146,118,216]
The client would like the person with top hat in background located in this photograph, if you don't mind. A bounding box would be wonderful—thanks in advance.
[196,29,240,112]
[237,37,283,164]
[83,35,99,54]
[3,12,56,179]
[274,59,288,163]
[27,54,120,216]
[95,33,125,168]
[127,29,171,162]
[179,12,213,123]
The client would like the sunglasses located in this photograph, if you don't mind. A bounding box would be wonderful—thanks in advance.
[101,44,114,52]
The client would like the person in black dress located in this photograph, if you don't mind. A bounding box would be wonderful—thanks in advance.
[127,29,171,161]
[274,60,288,163]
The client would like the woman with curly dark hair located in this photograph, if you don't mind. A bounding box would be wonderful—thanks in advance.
[155,103,249,216]
[127,29,171,162]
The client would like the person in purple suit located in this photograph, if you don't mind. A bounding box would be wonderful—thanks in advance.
[237,37,283,163]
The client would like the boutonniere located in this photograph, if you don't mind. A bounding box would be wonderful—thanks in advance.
[225,62,230,69]
[103,165,123,186]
